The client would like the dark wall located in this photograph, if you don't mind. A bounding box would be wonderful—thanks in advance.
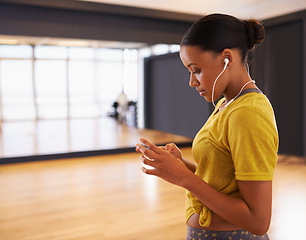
[251,10,306,156]
[0,0,199,44]
[144,52,210,139]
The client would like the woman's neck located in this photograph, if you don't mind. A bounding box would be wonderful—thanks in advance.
[223,70,256,104]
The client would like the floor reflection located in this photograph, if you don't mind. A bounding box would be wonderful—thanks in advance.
[0,117,192,159]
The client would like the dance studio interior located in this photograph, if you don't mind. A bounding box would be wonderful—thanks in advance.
[0,0,305,239]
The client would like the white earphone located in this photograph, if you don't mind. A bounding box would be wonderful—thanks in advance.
[212,57,255,109]
[211,58,229,107]
[223,58,229,68]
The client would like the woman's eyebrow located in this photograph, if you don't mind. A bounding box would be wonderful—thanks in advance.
[187,63,197,67]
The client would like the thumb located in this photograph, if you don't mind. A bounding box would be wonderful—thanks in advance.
[165,143,173,152]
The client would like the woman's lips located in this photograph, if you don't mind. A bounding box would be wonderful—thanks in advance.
[199,90,206,96]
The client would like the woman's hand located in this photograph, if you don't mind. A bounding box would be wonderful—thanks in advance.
[135,141,182,159]
[164,143,183,160]
[135,138,192,187]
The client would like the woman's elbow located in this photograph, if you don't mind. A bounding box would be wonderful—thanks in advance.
[252,226,269,237]
[249,218,271,236]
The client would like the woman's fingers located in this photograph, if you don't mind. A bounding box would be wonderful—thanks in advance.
[139,138,164,154]
[136,138,166,160]
[141,155,158,176]
[165,143,175,152]
[141,167,156,175]
[141,155,155,166]
[165,143,182,159]
[136,144,157,159]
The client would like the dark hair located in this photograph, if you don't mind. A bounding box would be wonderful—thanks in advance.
[181,13,265,63]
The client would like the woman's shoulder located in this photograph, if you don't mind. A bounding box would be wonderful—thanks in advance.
[231,92,274,115]
[226,93,277,130]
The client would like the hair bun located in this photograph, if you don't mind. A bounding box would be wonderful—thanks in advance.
[243,19,265,49]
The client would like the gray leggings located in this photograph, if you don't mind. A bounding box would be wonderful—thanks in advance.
[186,226,270,240]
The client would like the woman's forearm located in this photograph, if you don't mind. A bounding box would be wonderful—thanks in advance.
[181,172,272,235]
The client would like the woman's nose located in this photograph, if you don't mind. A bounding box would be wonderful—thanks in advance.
[189,74,199,87]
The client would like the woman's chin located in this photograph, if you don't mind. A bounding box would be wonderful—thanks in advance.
[203,96,211,102]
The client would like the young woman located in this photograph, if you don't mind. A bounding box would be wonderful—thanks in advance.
[136,13,278,240]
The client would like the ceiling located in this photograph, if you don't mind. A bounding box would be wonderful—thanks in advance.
[79,0,306,20]
[0,35,148,49]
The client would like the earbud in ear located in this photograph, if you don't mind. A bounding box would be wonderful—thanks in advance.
[223,58,229,70]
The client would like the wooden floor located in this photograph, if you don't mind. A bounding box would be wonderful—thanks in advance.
[0,148,305,240]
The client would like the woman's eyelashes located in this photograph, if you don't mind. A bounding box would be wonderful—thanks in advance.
[188,69,200,75]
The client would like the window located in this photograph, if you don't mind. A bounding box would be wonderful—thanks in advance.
[96,48,124,116]
[0,45,34,120]
[0,42,179,123]
[0,45,32,58]
[123,49,138,101]
[0,59,34,120]
[35,59,68,119]
[68,60,97,118]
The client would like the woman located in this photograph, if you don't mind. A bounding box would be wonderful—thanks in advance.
[136,13,278,240]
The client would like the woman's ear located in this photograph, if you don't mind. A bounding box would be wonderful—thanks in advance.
[221,48,233,66]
